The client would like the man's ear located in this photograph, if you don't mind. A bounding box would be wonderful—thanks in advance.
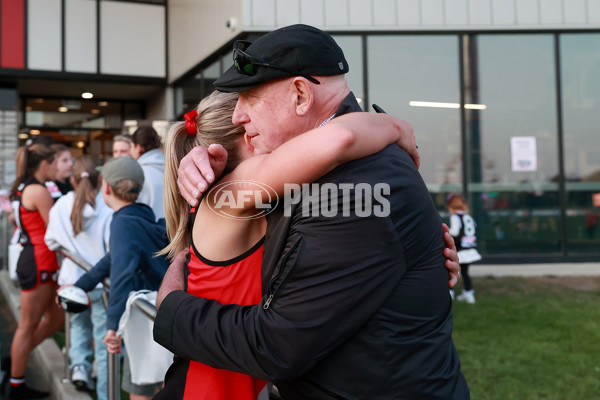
[292,77,314,117]
[102,180,111,196]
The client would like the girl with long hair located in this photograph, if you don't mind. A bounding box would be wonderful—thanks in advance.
[8,144,63,399]
[50,144,73,195]
[156,91,412,400]
[45,155,112,399]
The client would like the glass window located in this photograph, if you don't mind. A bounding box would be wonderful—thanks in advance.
[180,73,203,114]
[332,35,364,110]
[24,98,122,130]
[465,34,561,256]
[560,33,600,253]
[367,35,462,211]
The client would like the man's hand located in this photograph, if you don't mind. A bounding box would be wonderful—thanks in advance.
[177,144,228,206]
[442,223,460,288]
[104,330,122,354]
[393,119,420,169]
[156,250,188,309]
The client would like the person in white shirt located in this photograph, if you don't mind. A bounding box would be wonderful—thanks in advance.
[45,155,113,399]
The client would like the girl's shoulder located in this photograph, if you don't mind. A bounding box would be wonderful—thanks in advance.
[22,181,51,197]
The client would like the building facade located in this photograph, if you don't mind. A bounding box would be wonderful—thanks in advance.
[1,0,600,262]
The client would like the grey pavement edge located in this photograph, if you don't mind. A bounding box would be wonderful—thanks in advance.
[470,262,600,277]
[0,270,91,400]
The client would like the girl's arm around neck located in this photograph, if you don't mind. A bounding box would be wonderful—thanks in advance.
[209,112,413,217]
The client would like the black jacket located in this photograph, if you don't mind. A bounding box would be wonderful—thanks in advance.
[154,93,469,399]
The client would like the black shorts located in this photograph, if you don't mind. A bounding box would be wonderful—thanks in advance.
[16,245,59,291]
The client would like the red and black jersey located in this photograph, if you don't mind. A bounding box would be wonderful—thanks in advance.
[155,208,267,400]
[13,178,59,290]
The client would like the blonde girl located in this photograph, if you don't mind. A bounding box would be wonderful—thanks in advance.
[45,155,112,399]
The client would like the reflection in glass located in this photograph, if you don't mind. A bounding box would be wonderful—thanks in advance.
[465,34,561,255]
[332,36,364,110]
[560,33,600,253]
[367,35,462,211]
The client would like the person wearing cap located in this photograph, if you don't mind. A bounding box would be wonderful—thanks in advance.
[155,24,468,399]
[73,156,169,400]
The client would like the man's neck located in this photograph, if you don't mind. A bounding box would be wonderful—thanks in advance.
[312,86,350,129]
[110,199,133,212]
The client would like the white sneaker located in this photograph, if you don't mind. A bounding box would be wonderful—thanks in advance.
[71,364,94,391]
[456,290,476,304]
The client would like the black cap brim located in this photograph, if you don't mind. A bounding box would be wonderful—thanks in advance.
[214,64,300,93]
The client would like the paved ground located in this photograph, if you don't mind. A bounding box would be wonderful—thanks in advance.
[0,289,53,400]
[470,262,600,277]
[0,271,90,400]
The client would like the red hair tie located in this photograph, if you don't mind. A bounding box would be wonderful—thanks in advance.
[184,109,198,136]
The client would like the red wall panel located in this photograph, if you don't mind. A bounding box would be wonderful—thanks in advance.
[1,0,25,69]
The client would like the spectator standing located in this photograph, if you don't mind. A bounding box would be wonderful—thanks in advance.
[50,144,73,195]
[45,155,112,399]
[112,135,133,158]
[73,156,168,400]
[448,194,482,304]
[130,127,165,220]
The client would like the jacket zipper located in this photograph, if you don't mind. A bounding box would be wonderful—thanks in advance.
[263,237,303,310]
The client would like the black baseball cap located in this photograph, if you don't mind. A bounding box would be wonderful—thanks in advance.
[214,24,349,93]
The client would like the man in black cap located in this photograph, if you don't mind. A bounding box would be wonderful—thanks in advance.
[154,24,469,399]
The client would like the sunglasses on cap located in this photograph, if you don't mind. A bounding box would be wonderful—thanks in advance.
[233,40,320,85]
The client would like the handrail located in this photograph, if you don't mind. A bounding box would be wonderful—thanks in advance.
[57,248,111,288]
[57,246,157,400]
[132,298,157,320]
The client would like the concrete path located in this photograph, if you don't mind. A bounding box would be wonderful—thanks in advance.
[0,270,90,400]
[470,263,600,277]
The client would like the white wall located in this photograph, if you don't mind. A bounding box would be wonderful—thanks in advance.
[100,1,166,77]
[146,87,174,120]
[27,0,62,71]
[241,0,600,30]
[65,0,97,73]
[168,0,243,83]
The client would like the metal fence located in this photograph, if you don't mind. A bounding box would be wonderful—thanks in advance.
[58,247,156,400]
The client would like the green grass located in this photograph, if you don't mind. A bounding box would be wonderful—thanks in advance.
[452,277,600,400]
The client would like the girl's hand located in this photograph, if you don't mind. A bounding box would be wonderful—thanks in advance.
[104,330,122,354]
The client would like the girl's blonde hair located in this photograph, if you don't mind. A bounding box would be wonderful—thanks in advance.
[160,91,245,260]
[113,134,132,145]
[71,156,101,236]
[11,144,56,198]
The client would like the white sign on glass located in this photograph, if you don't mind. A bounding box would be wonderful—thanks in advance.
[510,136,537,172]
